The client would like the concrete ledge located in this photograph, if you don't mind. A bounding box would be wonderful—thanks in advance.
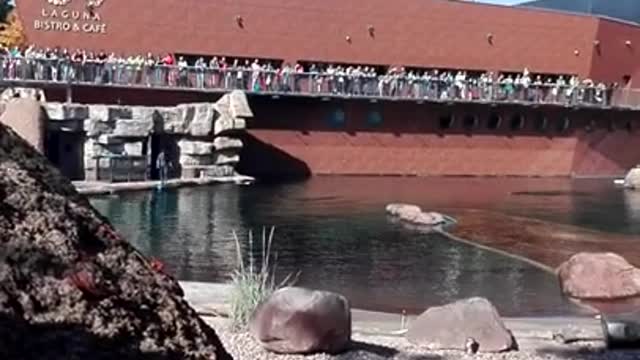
[74,175,254,195]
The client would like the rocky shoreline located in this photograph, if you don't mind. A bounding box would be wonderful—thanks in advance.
[181,282,638,360]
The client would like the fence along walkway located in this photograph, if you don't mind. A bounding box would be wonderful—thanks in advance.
[1,57,639,109]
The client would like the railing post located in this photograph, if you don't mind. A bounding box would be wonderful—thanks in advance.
[65,80,73,104]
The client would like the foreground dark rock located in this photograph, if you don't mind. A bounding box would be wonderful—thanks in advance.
[406,297,516,353]
[249,287,351,354]
[0,122,231,359]
[557,252,640,300]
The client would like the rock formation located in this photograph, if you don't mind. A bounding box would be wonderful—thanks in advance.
[557,252,640,300]
[44,90,252,181]
[385,203,456,230]
[249,287,351,354]
[406,297,516,353]
[0,121,232,359]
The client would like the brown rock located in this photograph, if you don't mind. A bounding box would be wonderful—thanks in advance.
[558,252,640,300]
[406,297,516,352]
[249,287,351,354]
[0,121,231,359]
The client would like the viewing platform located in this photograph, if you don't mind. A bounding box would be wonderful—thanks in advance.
[1,59,639,110]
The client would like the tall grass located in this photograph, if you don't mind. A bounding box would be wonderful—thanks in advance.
[229,226,297,330]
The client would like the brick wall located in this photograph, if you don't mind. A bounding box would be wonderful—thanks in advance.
[239,97,640,178]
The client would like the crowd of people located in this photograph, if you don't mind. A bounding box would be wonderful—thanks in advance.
[0,45,614,106]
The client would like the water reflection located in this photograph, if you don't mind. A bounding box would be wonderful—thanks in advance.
[88,177,637,317]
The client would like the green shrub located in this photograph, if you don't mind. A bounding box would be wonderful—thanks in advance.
[229,227,297,331]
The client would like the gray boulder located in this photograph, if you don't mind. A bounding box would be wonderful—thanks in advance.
[624,166,640,189]
[558,252,640,300]
[406,297,516,352]
[249,287,351,354]
[385,203,455,229]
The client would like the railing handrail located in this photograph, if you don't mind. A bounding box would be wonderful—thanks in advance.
[0,55,633,109]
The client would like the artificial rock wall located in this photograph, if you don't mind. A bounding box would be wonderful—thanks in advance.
[43,90,252,181]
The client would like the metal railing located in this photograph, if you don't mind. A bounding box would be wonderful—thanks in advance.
[0,56,635,109]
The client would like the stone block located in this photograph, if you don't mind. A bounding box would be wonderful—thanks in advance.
[43,103,64,120]
[132,107,155,123]
[213,136,243,150]
[229,90,254,118]
[204,165,235,177]
[124,141,144,156]
[84,138,124,158]
[233,118,246,131]
[178,103,215,137]
[180,166,201,179]
[113,119,153,138]
[179,154,214,166]
[97,134,124,145]
[88,105,110,122]
[109,107,133,120]
[84,118,113,137]
[213,150,240,165]
[63,104,90,120]
[158,108,185,134]
[178,139,215,155]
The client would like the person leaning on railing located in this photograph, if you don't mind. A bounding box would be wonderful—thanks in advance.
[0,44,620,107]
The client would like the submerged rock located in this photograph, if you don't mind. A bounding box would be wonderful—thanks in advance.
[385,203,456,230]
[0,122,231,359]
[249,287,351,354]
[406,297,516,353]
[558,252,640,300]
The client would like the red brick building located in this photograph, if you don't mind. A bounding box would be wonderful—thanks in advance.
[16,0,640,178]
[19,0,640,84]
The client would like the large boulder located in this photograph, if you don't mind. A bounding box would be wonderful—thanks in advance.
[249,287,351,354]
[406,297,516,352]
[558,252,640,300]
[0,121,231,359]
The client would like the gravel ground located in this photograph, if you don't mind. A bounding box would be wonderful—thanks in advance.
[205,318,640,360]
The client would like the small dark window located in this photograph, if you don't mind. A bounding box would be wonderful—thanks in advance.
[463,115,478,130]
[626,121,633,133]
[487,113,501,130]
[556,117,570,133]
[534,115,548,132]
[510,114,524,131]
[439,115,454,130]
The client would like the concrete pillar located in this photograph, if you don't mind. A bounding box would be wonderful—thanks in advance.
[0,98,47,153]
